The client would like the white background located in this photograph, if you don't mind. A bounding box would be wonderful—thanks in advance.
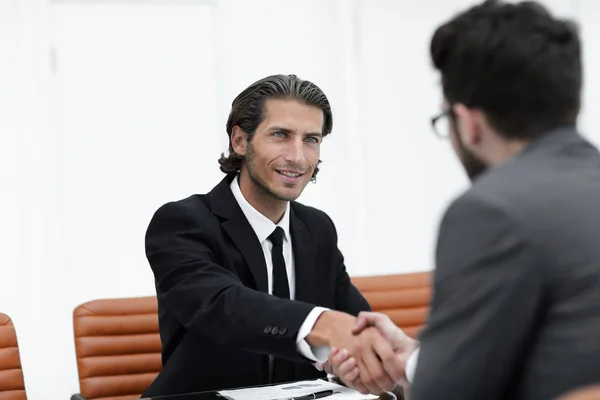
[1,0,599,398]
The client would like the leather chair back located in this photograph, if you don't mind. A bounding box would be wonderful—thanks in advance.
[351,271,432,339]
[70,272,431,399]
[72,296,161,400]
[0,313,27,400]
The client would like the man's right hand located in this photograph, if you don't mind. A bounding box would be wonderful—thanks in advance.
[307,310,404,395]
[332,312,419,391]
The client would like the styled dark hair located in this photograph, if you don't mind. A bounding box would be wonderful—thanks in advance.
[218,74,333,180]
[430,0,582,139]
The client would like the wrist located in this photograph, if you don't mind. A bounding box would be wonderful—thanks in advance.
[408,339,419,356]
[307,310,355,347]
[401,339,419,362]
[401,338,419,353]
[306,311,334,347]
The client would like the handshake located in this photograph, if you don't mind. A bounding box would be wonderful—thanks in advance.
[307,311,419,395]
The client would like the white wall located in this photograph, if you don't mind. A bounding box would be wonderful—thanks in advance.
[1,0,599,398]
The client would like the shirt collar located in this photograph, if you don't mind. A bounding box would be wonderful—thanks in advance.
[230,175,291,244]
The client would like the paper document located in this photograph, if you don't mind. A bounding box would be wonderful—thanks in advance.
[218,379,378,400]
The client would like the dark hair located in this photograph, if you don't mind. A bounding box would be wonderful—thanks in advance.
[430,0,582,139]
[218,74,333,180]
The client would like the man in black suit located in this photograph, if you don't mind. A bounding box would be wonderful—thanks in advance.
[331,1,600,399]
[143,74,404,397]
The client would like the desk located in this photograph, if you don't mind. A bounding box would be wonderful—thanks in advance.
[142,392,401,400]
[142,391,223,400]
[141,381,404,400]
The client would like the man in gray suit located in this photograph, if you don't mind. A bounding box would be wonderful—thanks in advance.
[329,0,600,399]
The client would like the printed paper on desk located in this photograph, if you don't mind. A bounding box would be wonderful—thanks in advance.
[218,379,378,400]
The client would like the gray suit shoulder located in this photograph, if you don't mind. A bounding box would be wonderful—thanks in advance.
[464,129,600,220]
[456,132,600,260]
[462,154,569,225]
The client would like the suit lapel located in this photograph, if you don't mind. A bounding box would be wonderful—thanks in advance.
[290,206,317,305]
[222,218,269,293]
[210,175,269,293]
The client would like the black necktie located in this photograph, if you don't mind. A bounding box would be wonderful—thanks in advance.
[269,227,290,299]
[268,227,294,383]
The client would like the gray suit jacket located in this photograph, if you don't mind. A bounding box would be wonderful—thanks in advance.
[411,126,600,400]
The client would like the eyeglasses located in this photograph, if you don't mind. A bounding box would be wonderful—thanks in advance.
[431,109,453,139]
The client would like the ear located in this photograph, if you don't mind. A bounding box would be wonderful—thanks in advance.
[231,126,248,156]
[452,103,482,147]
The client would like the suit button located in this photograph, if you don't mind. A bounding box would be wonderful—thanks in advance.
[264,326,272,334]
[271,327,279,335]
[279,328,287,335]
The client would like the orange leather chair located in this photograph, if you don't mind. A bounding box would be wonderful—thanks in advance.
[70,272,432,399]
[351,271,432,339]
[0,313,27,400]
[71,297,161,400]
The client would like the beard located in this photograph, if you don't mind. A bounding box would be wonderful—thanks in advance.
[245,142,308,202]
[454,132,488,181]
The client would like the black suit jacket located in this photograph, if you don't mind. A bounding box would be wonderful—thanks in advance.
[411,127,600,400]
[142,174,370,397]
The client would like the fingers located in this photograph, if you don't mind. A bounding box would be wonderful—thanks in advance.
[323,347,339,375]
[349,328,400,394]
[354,359,375,395]
[327,347,339,364]
[352,312,390,334]
[337,354,357,377]
[329,347,348,369]
[372,335,405,384]
[357,356,380,395]
[330,349,366,393]
[361,346,395,394]
[352,312,370,334]
[331,348,359,380]
[327,312,401,395]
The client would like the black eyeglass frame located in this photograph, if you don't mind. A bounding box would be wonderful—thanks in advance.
[430,106,458,139]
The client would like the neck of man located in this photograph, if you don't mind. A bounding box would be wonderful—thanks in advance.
[238,170,287,224]
[486,138,529,166]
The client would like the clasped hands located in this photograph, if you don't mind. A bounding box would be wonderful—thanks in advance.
[309,311,418,395]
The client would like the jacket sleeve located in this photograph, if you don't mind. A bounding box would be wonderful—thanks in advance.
[145,201,315,361]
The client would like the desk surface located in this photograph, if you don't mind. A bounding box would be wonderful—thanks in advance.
[142,392,401,400]
[142,391,225,400]
[141,387,402,400]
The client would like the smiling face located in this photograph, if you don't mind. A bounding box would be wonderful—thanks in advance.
[232,98,323,204]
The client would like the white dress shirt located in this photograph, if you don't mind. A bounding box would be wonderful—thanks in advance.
[405,347,419,383]
[230,177,329,363]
